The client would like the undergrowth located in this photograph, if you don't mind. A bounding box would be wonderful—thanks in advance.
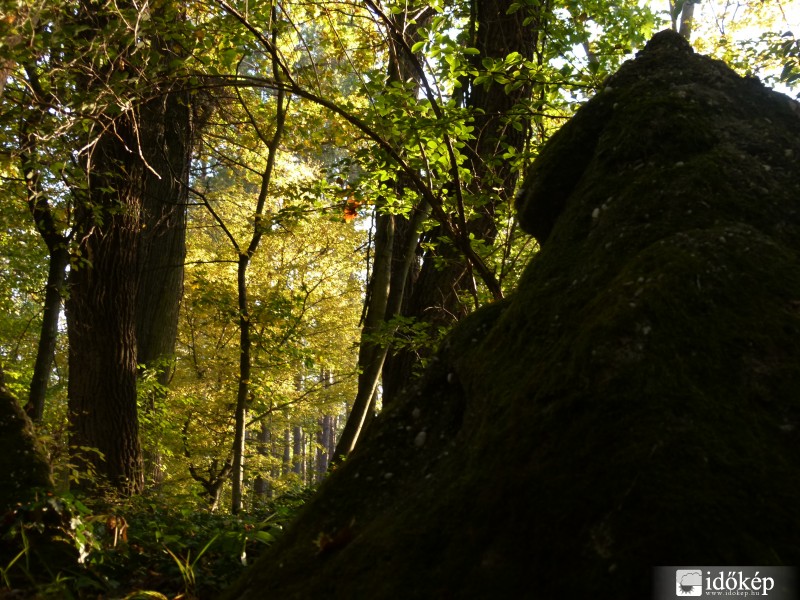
[0,488,312,599]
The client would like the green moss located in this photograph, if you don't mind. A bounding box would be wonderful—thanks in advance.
[226,31,800,599]
[0,383,52,513]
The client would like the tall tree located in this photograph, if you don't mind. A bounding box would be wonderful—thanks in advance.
[2,4,76,422]
[134,38,195,485]
[18,114,70,423]
[184,4,288,511]
[331,1,434,461]
[63,0,194,494]
[380,0,539,404]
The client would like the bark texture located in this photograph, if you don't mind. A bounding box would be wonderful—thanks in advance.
[65,2,193,494]
[135,92,191,378]
[66,120,145,494]
[224,31,800,599]
[135,91,192,486]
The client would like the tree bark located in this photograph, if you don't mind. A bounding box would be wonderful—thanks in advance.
[678,0,696,40]
[381,0,540,403]
[66,117,145,494]
[135,94,191,374]
[231,253,252,512]
[135,86,193,487]
[65,0,193,495]
[316,414,333,481]
[253,423,271,498]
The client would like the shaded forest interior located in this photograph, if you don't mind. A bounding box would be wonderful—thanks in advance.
[1,0,799,598]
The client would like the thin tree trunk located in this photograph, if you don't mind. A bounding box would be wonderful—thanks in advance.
[270,434,280,489]
[19,121,71,422]
[230,6,286,513]
[292,426,304,479]
[282,428,292,476]
[231,253,252,513]
[332,212,394,462]
[253,423,271,498]
[26,247,68,422]
[679,1,695,40]
[316,412,334,481]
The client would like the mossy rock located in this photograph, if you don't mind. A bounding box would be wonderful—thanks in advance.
[225,30,800,599]
[0,378,52,512]
[0,374,78,584]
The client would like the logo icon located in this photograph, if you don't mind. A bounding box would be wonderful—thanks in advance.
[676,570,703,596]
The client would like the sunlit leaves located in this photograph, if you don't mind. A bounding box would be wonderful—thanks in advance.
[776,31,800,90]
[686,0,798,95]
[2,0,798,508]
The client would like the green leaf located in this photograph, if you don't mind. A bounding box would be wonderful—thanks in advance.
[252,530,275,544]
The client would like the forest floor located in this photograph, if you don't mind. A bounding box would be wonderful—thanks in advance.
[0,488,311,599]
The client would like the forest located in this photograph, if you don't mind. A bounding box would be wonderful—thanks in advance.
[0,0,798,597]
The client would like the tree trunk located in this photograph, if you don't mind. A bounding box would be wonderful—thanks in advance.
[135,91,193,484]
[678,0,696,40]
[253,423,271,498]
[282,428,292,475]
[316,414,334,480]
[229,11,286,512]
[332,212,394,462]
[19,139,69,422]
[292,426,304,480]
[231,254,252,513]
[66,117,145,494]
[135,93,191,373]
[26,246,68,422]
[65,0,193,496]
[381,0,540,403]
[18,114,70,422]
